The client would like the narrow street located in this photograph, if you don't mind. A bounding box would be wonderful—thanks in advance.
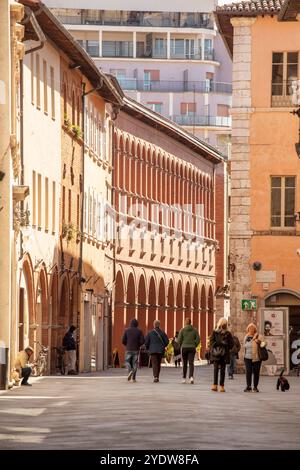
[0,365,299,450]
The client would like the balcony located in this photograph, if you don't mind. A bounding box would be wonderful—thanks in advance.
[117,78,232,94]
[77,40,99,57]
[271,81,295,107]
[171,115,232,127]
[56,11,214,29]
[102,41,133,58]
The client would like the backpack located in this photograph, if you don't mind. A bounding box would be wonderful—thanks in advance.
[212,345,226,358]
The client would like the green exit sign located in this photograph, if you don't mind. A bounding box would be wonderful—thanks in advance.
[242,299,257,311]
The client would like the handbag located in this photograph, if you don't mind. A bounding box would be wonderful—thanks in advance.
[258,344,269,361]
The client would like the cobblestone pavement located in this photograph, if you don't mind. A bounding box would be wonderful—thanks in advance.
[0,365,299,450]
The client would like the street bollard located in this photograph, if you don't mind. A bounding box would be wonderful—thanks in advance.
[0,347,9,390]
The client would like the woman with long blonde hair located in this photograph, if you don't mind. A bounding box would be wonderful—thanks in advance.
[209,318,234,392]
[243,323,266,392]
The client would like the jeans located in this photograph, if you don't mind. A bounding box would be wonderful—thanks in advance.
[227,353,237,377]
[244,358,261,389]
[182,348,196,379]
[151,353,163,379]
[125,351,139,379]
[21,366,32,384]
[213,361,226,386]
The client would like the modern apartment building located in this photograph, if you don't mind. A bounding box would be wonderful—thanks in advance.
[45,0,232,156]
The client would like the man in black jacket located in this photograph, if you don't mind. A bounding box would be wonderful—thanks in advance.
[63,325,78,375]
[122,319,145,382]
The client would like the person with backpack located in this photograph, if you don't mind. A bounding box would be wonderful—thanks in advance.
[178,318,200,384]
[122,318,145,383]
[63,325,78,375]
[228,329,241,379]
[145,319,169,383]
[209,317,234,392]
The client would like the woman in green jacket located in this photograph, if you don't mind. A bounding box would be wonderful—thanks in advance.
[178,318,200,384]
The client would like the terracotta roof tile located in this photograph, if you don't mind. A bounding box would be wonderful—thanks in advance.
[216,0,285,15]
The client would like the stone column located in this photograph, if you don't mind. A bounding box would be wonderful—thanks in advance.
[229,17,256,344]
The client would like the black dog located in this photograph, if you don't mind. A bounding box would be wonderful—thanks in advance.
[276,369,290,392]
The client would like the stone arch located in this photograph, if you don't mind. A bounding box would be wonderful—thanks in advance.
[49,267,59,373]
[193,283,200,333]
[18,253,35,351]
[158,277,166,331]
[113,270,125,360]
[208,284,214,335]
[58,273,70,347]
[176,279,183,332]
[148,276,157,330]
[36,264,49,348]
[137,274,147,335]
[200,284,207,358]
[167,278,175,338]
[126,272,136,327]
[184,281,192,323]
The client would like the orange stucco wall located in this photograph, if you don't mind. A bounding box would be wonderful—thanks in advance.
[249,16,300,300]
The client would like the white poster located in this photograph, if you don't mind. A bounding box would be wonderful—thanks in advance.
[263,310,284,336]
[264,337,285,365]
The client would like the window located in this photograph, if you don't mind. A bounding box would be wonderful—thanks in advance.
[62,186,66,223]
[144,70,160,90]
[271,176,296,228]
[52,181,56,233]
[180,103,196,115]
[32,171,36,226]
[36,54,40,109]
[68,189,72,223]
[154,38,166,57]
[72,90,76,125]
[206,72,214,92]
[272,52,298,106]
[31,54,35,105]
[77,194,80,228]
[43,60,48,114]
[217,105,229,117]
[50,67,55,119]
[45,177,49,231]
[146,102,163,114]
[204,39,213,60]
[110,69,126,79]
[37,173,42,228]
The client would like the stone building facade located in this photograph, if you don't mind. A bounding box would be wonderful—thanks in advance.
[113,97,224,362]
[216,0,300,369]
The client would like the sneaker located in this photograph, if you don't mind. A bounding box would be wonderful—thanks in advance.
[228,375,234,380]
[21,382,32,386]
[127,371,133,381]
[219,386,225,392]
[153,377,159,383]
[182,378,186,384]
[211,384,218,392]
[253,388,259,393]
[131,379,136,383]
[189,377,194,384]
[244,387,252,392]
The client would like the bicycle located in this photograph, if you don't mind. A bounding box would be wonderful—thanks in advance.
[52,346,66,375]
[31,341,49,376]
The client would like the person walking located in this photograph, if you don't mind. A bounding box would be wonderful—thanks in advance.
[122,318,145,383]
[63,325,78,375]
[209,317,234,392]
[178,318,200,384]
[244,323,266,393]
[145,320,169,383]
[228,330,241,379]
[14,346,34,386]
[172,331,181,367]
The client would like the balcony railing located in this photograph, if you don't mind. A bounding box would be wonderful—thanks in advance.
[171,115,232,127]
[56,12,214,29]
[102,41,133,58]
[117,78,232,94]
[77,40,99,57]
[271,81,294,107]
